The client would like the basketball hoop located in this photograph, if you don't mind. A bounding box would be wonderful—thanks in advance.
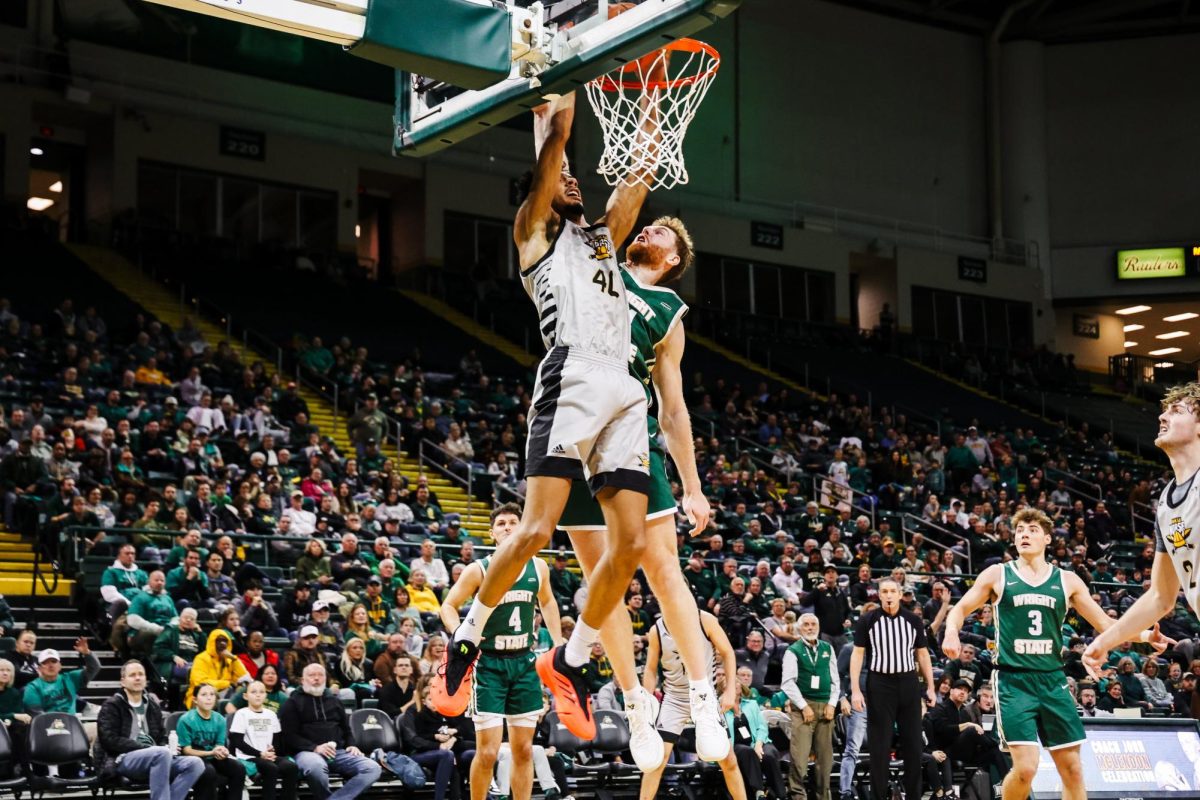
[584,38,720,191]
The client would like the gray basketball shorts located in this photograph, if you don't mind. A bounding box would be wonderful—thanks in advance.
[655,690,692,743]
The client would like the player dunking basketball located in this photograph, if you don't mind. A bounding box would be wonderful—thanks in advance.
[556,219,732,769]
[434,90,658,740]
[1085,382,1200,675]
[944,508,1171,800]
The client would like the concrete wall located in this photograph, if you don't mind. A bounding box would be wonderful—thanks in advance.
[1046,32,1200,300]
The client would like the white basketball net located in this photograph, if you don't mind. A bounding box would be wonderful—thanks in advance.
[584,41,720,191]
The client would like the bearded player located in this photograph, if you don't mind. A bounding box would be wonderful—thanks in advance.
[435,89,660,741]
[943,508,1171,800]
[440,503,563,800]
[556,218,730,769]
[1085,383,1200,677]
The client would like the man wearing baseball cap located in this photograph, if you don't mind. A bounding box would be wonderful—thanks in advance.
[283,625,328,687]
[308,600,342,656]
[22,637,100,714]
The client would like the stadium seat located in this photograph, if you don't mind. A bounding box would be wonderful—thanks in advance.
[0,722,27,795]
[543,711,587,756]
[164,710,186,734]
[27,713,101,793]
[349,708,398,754]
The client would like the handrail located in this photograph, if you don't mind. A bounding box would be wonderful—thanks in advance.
[28,535,61,632]
[1045,466,1102,502]
[62,524,610,567]
[1126,501,1157,538]
[418,439,475,521]
[494,482,526,506]
[902,513,973,573]
[732,436,786,476]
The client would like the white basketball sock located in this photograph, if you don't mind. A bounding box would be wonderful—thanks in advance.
[453,600,496,646]
[564,619,600,668]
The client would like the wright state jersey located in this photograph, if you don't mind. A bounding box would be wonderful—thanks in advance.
[478,556,539,654]
[623,268,688,440]
[520,219,630,363]
[1155,469,1200,615]
[994,561,1067,671]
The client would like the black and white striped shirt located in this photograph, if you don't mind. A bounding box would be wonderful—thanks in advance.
[853,607,927,674]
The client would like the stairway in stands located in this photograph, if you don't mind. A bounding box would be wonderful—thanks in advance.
[0,528,71,598]
[67,245,492,540]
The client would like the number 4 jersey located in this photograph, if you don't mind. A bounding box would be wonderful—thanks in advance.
[478,556,539,654]
[994,561,1068,671]
[1155,469,1200,615]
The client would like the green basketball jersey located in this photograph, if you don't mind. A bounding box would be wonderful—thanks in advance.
[621,267,688,439]
[994,561,1067,671]
[479,557,539,654]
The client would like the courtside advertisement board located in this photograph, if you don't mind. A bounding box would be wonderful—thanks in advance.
[1030,718,1200,799]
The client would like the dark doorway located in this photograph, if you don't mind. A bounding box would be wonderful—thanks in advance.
[28,137,86,241]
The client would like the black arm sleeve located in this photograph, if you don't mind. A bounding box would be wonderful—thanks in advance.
[229,731,263,758]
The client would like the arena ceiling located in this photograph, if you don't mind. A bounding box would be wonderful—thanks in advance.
[822,0,1200,43]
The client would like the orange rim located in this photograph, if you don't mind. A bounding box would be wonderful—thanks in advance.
[595,38,720,93]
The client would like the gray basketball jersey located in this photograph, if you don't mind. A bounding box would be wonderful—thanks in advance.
[520,219,631,363]
[1155,469,1200,615]
[657,616,715,695]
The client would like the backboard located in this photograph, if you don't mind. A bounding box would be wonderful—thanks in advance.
[393,0,741,157]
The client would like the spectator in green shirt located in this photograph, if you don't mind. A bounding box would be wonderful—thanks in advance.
[166,548,211,610]
[300,337,335,375]
[152,607,206,686]
[0,658,31,726]
[101,543,149,619]
[548,553,581,616]
[165,529,208,571]
[178,683,245,800]
[23,638,100,713]
[127,571,177,655]
[683,553,720,610]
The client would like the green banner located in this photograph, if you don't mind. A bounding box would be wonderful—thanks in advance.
[1116,247,1187,280]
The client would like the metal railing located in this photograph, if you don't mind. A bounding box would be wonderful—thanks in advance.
[1045,466,1102,502]
[418,439,477,521]
[901,513,973,573]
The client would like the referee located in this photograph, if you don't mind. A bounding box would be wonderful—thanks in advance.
[849,579,936,800]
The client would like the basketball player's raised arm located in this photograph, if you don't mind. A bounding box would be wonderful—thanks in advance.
[653,323,710,535]
[516,93,576,251]
[941,564,1002,660]
[598,90,660,247]
[1084,550,1181,672]
[701,611,740,712]
[439,561,484,633]
[535,558,564,646]
[642,624,662,695]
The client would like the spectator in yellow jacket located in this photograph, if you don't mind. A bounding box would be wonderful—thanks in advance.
[186,628,249,708]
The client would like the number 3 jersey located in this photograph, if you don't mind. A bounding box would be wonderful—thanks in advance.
[1155,469,1200,615]
[994,561,1068,671]
[520,219,631,363]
